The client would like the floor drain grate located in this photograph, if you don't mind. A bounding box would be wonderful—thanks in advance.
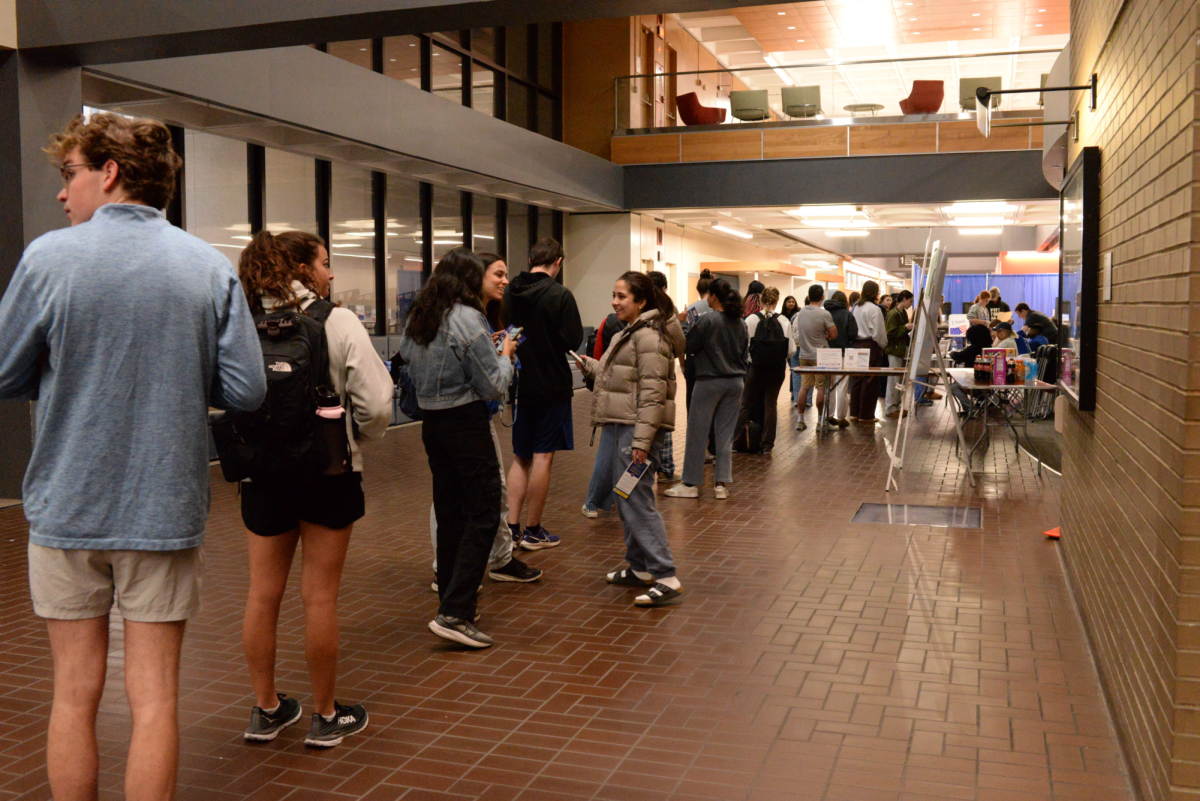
[852,503,982,529]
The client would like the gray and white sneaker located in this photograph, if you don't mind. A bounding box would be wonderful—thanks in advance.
[304,702,368,748]
[244,694,302,742]
[429,614,493,648]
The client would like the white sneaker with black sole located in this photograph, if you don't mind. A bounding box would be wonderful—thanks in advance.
[429,614,493,648]
[304,702,368,748]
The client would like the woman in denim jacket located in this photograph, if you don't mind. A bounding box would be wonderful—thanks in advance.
[399,249,517,648]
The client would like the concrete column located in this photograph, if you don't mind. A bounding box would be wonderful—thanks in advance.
[0,53,81,499]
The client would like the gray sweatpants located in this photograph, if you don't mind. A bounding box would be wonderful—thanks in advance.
[431,419,513,572]
[682,376,743,486]
[606,424,676,579]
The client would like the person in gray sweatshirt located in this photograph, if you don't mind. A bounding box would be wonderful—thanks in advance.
[0,113,266,801]
[664,278,748,501]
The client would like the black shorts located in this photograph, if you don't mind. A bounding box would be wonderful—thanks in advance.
[511,400,574,459]
[241,473,365,537]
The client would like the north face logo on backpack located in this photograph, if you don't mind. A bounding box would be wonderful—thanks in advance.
[267,362,293,373]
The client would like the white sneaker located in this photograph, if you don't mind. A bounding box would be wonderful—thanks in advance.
[664,484,699,498]
[581,505,599,519]
[714,486,728,500]
[704,454,715,464]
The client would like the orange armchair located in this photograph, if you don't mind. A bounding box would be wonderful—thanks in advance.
[677,92,727,126]
[899,80,944,115]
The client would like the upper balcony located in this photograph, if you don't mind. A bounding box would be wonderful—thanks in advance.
[610,47,1060,164]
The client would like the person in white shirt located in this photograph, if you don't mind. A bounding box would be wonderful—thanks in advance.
[993,321,1019,351]
[848,281,889,422]
[735,287,796,452]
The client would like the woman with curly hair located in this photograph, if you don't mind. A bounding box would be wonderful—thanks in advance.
[238,230,393,748]
[399,248,517,648]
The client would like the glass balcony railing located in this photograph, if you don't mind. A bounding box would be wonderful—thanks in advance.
[614,49,1061,133]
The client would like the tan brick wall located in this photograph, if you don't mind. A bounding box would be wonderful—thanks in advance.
[1062,0,1200,797]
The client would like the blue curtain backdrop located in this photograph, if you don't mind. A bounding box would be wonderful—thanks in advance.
[936,274,1058,317]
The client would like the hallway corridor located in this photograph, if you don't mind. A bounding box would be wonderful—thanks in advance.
[0,390,1134,800]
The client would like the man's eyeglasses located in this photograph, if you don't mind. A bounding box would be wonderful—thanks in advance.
[59,162,99,186]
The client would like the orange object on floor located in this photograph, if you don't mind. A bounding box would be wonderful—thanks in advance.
[1045,527,1061,539]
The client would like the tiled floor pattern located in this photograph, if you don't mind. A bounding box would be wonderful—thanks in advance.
[0,388,1134,800]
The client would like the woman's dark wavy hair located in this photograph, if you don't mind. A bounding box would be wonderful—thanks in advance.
[707,277,743,320]
[780,295,800,317]
[238,230,326,315]
[404,248,485,346]
[857,280,881,306]
[478,252,505,330]
[618,271,676,333]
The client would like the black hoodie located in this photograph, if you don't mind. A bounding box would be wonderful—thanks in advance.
[502,271,584,405]
[823,298,858,350]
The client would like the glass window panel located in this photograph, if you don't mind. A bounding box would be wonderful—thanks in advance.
[183,131,249,268]
[264,149,316,235]
[431,187,464,263]
[436,31,465,47]
[327,40,372,70]
[471,28,496,61]
[473,195,497,253]
[506,25,529,80]
[535,206,554,243]
[471,63,497,117]
[385,174,422,334]
[508,201,530,272]
[382,35,422,87]
[537,23,554,89]
[508,78,532,130]
[329,163,376,330]
[537,93,555,139]
[430,45,463,105]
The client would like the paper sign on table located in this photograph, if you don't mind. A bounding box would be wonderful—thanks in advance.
[947,314,969,337]
[843,349,871,369]
[815,349,843,370]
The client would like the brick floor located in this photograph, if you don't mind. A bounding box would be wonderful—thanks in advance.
[0,388,1135,800]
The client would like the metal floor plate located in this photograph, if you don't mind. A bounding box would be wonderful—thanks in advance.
[852,503,982,529]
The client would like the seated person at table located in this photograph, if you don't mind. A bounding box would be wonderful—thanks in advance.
[1017,323,1049,354]
[950,325,993,366]
[992,321,1019,352]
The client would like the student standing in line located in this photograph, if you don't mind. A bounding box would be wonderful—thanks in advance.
[848,281,889,422]
[735,287,794,452]
[742,279,765,318]
[665,279,747,500]
[792,285,838,431]
[577,274,686,606]
[823,290,858,427]
[646,270,680,483]
[401,249,518,649]
[678,269,716,462]
[502,239,583,551]
[428,254,542,584]
[0,113,266,799]
[237,231,393,746]
[884,289,921,418]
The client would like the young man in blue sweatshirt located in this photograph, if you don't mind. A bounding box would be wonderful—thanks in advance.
[0,114,266,801]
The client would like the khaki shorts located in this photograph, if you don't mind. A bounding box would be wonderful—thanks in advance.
[799,359,828,389]
[28,543,204,622]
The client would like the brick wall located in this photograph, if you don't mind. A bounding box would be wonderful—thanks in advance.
[1061,0,1200,797]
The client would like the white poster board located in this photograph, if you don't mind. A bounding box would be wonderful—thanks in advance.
[816,349,843,370]
[909,241,947,384]
[844,349,871,369]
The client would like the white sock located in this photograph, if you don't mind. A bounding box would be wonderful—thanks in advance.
[321,712,336,722]
[658,576,681,590]
[261,703,280,714]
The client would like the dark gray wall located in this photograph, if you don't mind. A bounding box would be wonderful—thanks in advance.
[0,55,82,499]
[89,46,624,210]
[17,0,788,64]
[623,151,1059,210]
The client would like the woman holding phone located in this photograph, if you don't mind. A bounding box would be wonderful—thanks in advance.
[575,272,686,607]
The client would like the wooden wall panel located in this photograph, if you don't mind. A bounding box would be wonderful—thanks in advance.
[610,134,680,164]
[938,119,1034,152]
[563,18,631,159]
[1030,124,1044,149]
[681,130,762,162]
[763,127,847,158]
[848,123,937,155]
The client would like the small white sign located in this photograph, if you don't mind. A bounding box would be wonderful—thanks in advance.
[1101,252,1113,301]
[816,349,843,370]
[948,314,969,336]
[844,349,871,369]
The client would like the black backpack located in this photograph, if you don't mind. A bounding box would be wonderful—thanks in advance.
[213,300,340,483]
[749,312,789,370]
[389,350,424,422]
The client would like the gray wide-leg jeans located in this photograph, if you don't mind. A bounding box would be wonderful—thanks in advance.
[605,423,676,579]
[682,376,743,486]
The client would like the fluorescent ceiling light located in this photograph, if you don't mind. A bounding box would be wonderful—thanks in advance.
[951,217,1005,226]
[404,257,422,263]
[959,228,1003,235]
[474,234,495,239]
[231,235,252,241]
[712,223,753,239]
[331,244,360,248]
[791,205,857,217]
[826,230,869,237]
[763,55,794,87]
[948,202,1017,213]
[211,244,244,250]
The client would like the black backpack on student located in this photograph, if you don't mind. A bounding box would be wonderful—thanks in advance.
[749,311,789,370]
[389,350,424,422]
[212,300,339,483]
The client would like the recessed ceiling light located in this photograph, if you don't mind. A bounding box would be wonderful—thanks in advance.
[914,31,921,34]
[1036,23,1043,26]
[390,58,396,61]
[910,17,918,20]
[359,48,367,52]
[788,26,796,29]
[972,12,980,15]
[777,10,786,14]
[959,228,1003,235]
[973,27,980,30]
[1038,7,1046,10]
[798,38,804,42]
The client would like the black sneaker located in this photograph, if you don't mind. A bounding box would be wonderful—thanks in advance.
[244,694,302,742]
[428,614,493,648]
[508,522,522,547]
[489,557,543,583]
[304,702,368,748]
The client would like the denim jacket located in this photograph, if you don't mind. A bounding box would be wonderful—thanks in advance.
[398,303,514,410]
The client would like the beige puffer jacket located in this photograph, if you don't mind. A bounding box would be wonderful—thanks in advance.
[579,309,686,451]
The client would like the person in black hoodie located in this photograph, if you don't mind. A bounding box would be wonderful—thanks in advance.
[501,239,584,551]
